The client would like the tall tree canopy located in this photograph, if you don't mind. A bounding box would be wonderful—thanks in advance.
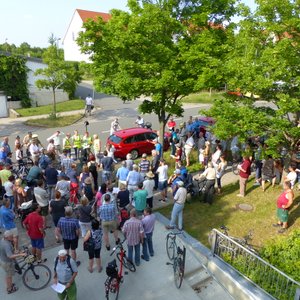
[77,0,236,140]
[205,0,300,154]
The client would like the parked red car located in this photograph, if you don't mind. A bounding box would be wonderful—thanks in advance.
[107,127,168,160]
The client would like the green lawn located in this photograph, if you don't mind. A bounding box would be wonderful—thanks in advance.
[16,99,85,117]
[157,178,300,250]
[24,114,83,128]
[182,91,225,104]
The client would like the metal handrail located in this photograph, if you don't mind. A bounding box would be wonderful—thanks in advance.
[211,229,300,300]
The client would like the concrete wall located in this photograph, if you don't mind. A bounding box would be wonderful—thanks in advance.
[63,10,91,62]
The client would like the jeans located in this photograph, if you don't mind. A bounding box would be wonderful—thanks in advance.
[142,232,154,260]
[47,184,56,200]
[127,244,141,266]
[170,203,184,230]
[255,161,262,180]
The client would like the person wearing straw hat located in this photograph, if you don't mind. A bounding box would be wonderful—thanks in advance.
[143,171,155,208]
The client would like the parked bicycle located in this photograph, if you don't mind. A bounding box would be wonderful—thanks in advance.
[105,239,136,299]
[166,231,186,288]
[14,246,52,291]
[12,157,33,182]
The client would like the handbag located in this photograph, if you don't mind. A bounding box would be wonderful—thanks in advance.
[83,234,95,252]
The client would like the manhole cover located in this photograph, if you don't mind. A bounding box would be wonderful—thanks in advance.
[236,203,253,211]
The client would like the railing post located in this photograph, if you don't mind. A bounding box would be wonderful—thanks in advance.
[211,229,217,255]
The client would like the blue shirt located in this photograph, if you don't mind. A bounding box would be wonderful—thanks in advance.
[99,202,118,222]
[116,167,129,181]
[57,217,80,240]
[155,143,162,158]
[0,206,16,230]
[126,171,143,186]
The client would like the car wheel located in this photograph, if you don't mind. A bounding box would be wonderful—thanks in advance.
[130,149,139,160]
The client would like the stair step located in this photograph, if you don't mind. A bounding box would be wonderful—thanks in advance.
[185,266,213,289]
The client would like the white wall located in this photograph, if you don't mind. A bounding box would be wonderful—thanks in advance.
[63,10,91,62]
[26,60,47,87]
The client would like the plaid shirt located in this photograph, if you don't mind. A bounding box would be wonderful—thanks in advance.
[57,217,80,240]
[99,202,118,222]
[122,217,144,246]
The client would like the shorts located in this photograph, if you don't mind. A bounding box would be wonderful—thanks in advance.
[184,147,192,156]
[262,174,275,181]
[6,227,18,237]
[158,180,167,191]
[277,208,288,223]
[0,262,14,276]
[31,238,45,249]
[88,248,101,259]
[63,238,79,250]
[102,220,117,234]
[40,206,49,217]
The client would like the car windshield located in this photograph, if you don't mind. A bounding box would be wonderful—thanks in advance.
[108,135,122,144]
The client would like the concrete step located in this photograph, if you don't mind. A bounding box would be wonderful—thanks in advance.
[185,266,213,289]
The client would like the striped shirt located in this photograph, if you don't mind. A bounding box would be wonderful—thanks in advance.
[57,217,80,240]
[138,159,150,173]
[122,217,144,246]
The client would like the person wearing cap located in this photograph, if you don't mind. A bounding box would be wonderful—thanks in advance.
[168,169,184,196]
[0,230,26,294]
[57,206,81,266]
[143,171,155,208]
[166,181,187,231]
[34,179,50,228]
[29,138,41,163]
[138,153,150,179]
[53,249,78,300]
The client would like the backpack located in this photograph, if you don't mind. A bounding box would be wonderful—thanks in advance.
[54,254,74,274]
[106,260,118,277]
[119,208,129,229]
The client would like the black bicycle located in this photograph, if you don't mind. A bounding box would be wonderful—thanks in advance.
[14,246,51,291]
[166,231,186,288]
[105,239,136,299]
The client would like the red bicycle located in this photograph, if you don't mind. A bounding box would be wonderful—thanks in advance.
[105,239,136,299]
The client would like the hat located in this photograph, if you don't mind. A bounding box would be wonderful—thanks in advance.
[4,230,13,238]
[174,169,181,175]
[32,134,38,138]
[177,181,184,187]
[146,171,155,178]
[58,249,67,257]
[84,177,92,184]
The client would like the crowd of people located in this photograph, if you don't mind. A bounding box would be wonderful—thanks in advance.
[0,114,299,297]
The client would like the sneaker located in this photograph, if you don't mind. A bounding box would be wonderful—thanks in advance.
[278,228,287,234]
[37,258,47,264]
[272,223,281,227]
[106,245,111,251]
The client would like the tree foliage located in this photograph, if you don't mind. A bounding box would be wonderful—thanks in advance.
[78,0,236,141]
[35,45,82,117]
[0,42,46,59]
[0,54,30,107]
[204,0,300,154]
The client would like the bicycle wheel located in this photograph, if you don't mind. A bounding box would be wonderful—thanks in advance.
[105,277,120,300]
[174,257,184,289]
[166,235,176,261]
[231,162,239,175]
[116,253,136,272]
[22,264,52,291]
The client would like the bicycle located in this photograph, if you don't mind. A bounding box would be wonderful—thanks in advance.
[166,231,186,288]
[14,246,52,291]
[231,160,256,175]
[12,157,33,182]
[104,239,136,300]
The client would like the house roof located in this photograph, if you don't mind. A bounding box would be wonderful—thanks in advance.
[76,9,111,23]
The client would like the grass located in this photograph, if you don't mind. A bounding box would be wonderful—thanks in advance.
[24,114,83,128]
[182,90,225,104]
[16,99,85,117]
[157,177,300,250]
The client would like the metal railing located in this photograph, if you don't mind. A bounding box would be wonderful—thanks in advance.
[211,229,300,300]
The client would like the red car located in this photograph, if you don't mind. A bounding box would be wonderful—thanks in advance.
[107,127,168,160]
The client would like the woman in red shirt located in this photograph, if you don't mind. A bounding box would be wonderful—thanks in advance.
[274,181,294,233]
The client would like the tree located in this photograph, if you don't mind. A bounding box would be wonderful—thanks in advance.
[204,0,300,155]
[77,0,236,145]
[35,45,82,118]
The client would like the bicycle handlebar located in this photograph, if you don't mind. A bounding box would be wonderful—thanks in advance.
[110,238,126,256]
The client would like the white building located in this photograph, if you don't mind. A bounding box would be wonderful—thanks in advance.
[63,9,111,62]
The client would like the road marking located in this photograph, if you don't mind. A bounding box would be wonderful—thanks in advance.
[102,130,110,133]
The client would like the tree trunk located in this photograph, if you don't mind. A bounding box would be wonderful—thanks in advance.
[158,110,166,159]
[52,88,57,118]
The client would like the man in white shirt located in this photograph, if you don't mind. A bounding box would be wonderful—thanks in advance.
[157,159,168,202]
[47,131,64,155]
[85,94,94,116]
[135,116,144,127]
[110,118,121,135]
[184,132,194,167]
[166,181,187,230]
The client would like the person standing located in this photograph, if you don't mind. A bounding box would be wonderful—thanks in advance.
[116,161,129,188]
[199,162,216,204]
[23,203,47,263]
[57,206,81,266]
[237,156,251,197]
[98,194,120,251]
[150,149,160,190]
[184,132,195,167]
[133,183,148,216]
[141,207,156,261]
[44,162,59,200]
[0,231,26,294]
[83,219,103,273]
[4,175,15,211]
[34,179,50,228]
[100,150,114,185]
[157,159,169,202]
[23,131,33,157]
[92,134,101,165]
[122,209,144,266]
[63,133,73,156]
[166,181,187,230]
[77,196,92,238]
[273,181,294,233]
[85,94,94,116]
[216,155,227,194]
[126,164,143,203]
[72,130,82,161]
[143,171,155,208]
[53,249,78,300]
[47,131,63,155]
[138,153,150,179]
[110,118,121,135]
[26,161,43,186]
[82,132,93,163]
[261,155,276,191]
